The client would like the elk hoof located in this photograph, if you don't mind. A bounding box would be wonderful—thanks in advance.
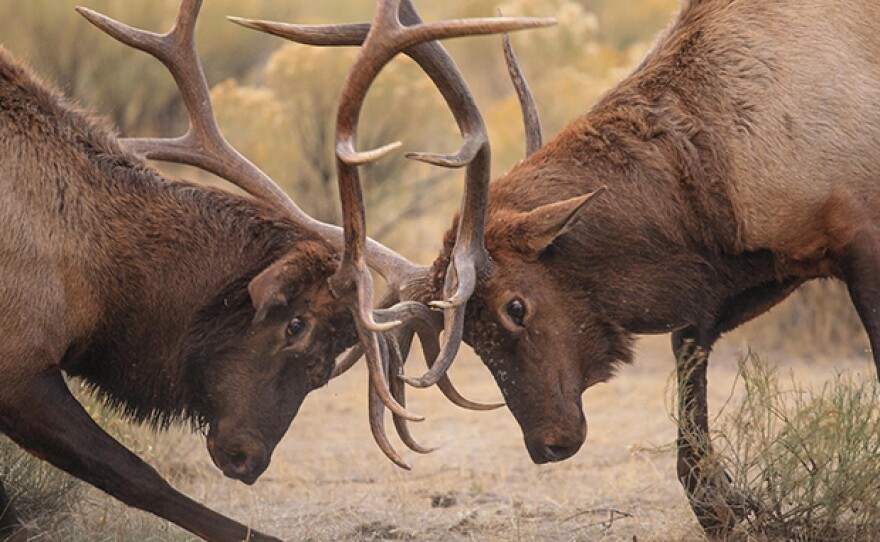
[688,475,754,538]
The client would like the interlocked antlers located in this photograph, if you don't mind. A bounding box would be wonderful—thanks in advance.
[78,0,551,468]
[232,0,552,465]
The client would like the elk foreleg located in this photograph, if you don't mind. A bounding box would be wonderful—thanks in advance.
[839,227,880,375]
[674,279,802,535]
[672,328,742,537]
[0,367,280,542]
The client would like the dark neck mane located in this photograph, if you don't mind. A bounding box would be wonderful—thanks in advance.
[3,48,311,429]
[432,21,759,333]
[71,180,302,429]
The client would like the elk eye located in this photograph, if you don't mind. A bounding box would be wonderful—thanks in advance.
[286,317,305,339]
[506,299,526,326]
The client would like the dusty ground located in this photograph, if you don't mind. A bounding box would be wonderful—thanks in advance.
[56,335,873,542]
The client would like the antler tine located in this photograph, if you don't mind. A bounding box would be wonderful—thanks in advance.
[386,301,504,411]
[366,320,428,468]
[501,15,544,156]
[379,303,501,458]
[228,18,370,47]
[360,324,424,421]
[368,380,410,469]
[330,287,400,379]
[75,1,302,221]
[388,331,436,454]
[334,296,501,411]
[331,345,364,379]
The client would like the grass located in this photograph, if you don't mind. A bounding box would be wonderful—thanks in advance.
[0,380,204,540]
[709,354,880,540]
[0,435,82,534]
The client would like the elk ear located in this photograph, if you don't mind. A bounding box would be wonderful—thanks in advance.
[248,257,303,325]
[516,187,605,255]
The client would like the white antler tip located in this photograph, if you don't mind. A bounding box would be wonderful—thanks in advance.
[365,319,402,332]
[339,141,403,166]
[399,374,433,389]
[429,298,466,310]
[75,6,101,22]
[227,16,262,31]
[406,152,468,168]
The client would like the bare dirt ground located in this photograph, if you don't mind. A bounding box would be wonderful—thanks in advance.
[61,335,873,541]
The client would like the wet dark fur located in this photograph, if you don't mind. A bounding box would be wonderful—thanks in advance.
[0,49,342,426]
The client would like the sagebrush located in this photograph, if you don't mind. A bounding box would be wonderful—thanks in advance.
[698,355,880,540]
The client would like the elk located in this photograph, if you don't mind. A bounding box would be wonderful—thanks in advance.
[0,0,549,540]
[361,0,877,534]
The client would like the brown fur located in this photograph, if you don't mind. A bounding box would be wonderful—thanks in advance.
[432,0,880,532]
[0,48,353,541]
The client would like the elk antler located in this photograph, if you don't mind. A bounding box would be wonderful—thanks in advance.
[75,0,424,423]
[500,11,544,157]
[233,0,551,466]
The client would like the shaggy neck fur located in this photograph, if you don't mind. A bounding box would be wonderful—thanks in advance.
[0,48,323,428]
[431,0,798,337]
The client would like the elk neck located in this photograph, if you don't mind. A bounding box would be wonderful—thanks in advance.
[0,49,314,427]
[72,177,310,427]
[466,7,818,335]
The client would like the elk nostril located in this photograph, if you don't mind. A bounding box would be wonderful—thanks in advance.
[230,451,249,472]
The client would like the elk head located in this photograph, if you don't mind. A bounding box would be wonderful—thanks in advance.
[456,182,634,463]
[190,243,355,483]
[430,34,639,462]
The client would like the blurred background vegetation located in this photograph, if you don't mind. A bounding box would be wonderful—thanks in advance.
[1,0,676,248]
[1,0,868,354]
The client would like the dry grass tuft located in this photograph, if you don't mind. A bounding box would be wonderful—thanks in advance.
[690,353,880,540]
[0,380,202,540]
[0,435,82,533]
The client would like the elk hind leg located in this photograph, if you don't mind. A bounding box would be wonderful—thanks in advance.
[838,226,880,376]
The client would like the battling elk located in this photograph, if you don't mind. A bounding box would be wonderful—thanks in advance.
[0,9,351,541]
[4,0,876,537]
[0,0,548,540]
[420,0,878,533]
[257,0,880,534]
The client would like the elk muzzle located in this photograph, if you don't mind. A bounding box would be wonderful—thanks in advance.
[522,401,587,464]
[206,424,271,485]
